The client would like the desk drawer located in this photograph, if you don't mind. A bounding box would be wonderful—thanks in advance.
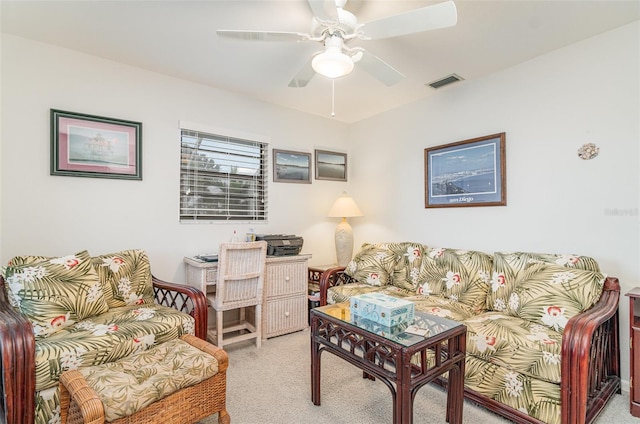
[205,268,218,283]
[265,261,306,297]
[264,296,307,338]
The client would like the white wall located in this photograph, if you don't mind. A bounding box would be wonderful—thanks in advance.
[349,21,640,387]
[0,34,352,281]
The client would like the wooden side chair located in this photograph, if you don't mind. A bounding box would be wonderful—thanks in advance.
[209,241,267,348]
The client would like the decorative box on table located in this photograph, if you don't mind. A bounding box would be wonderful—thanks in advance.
[350,292,415,327]
[351,314,409,338]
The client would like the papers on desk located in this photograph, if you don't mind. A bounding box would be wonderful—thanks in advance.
[195,254,218,262]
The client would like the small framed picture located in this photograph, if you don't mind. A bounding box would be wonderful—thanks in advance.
[51,109,142,180]
[315,150,347,181]
[424,132,506,208]
[273,149,311,183]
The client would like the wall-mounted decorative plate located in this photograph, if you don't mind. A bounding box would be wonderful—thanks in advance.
[578,143,599,160]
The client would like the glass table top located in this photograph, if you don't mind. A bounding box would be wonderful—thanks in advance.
[313,302,463,347]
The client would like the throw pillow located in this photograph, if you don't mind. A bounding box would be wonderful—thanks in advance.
[388,242,431,292]
[485,251,601,312]
[92,249,155,308]
[506,263,606,333]
[424,247,493,313]
[345,243,397,287]
[3,250,109,338]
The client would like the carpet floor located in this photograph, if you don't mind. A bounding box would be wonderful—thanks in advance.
[200,328,636,424]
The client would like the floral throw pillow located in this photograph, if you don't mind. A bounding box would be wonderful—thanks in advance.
[3,250,109,338]
[92,249,155,308]
[506,263,606,333]
[419,247,492,313]
[486,251,601,312]
[388,242,431,292]
[345,243,397,287]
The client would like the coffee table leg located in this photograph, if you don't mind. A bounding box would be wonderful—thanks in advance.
[446,366,463,424]
[311,320,321,405]
[446,334,465,424]
[396,385,412,424]
[362,340,376,380]
[396,357,412,424]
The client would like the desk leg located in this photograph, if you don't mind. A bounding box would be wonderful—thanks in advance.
[310,317,321,406]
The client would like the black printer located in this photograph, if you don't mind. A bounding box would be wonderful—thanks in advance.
[255,234,304,256]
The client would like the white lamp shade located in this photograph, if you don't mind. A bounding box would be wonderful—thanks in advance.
[312,49,354,79]
[312,35,354,79]
[328,194,363,218]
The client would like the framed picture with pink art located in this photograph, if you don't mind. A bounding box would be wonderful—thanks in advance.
[50,109,142,180]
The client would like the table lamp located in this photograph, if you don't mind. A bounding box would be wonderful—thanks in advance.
[328,192,363,266]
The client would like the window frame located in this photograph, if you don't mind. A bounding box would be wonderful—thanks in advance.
[179,122,269,222]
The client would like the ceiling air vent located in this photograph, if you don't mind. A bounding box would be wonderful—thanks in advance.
[426,73,464,89]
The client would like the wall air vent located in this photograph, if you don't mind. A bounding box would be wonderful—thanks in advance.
[426,74,464,89]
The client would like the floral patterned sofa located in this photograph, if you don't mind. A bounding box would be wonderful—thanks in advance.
[0,249,209,424]
[319,242,621,424]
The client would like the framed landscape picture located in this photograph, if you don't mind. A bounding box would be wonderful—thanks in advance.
[51,109,142,180]
[273,149,311,183]
[424,133,506,208]
[315,150,347,181]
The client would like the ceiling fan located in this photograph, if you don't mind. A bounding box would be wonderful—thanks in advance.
[217,0,457,88]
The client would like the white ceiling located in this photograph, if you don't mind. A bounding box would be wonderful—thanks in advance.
[1,0,639,123]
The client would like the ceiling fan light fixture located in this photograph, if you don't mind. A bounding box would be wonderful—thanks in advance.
[312,47,354,79]
[312,34,354,79]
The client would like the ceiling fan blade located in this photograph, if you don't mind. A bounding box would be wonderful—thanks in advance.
[307,0,339,22]
[217,30,309,42]
[357,51,404,86]
[362,0,457,40]
[288,58,316,88]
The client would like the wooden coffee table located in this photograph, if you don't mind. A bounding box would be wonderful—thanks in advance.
[310,302,466,424]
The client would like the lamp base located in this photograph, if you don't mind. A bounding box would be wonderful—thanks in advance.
[335,218,354,267]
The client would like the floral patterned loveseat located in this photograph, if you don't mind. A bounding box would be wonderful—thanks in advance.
[319,242,621,424]
[0,249,209,424]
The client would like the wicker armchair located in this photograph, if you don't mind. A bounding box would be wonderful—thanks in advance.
[0,274,208,424]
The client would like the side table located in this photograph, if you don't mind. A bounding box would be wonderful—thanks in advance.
[626,287,640,417]
[308,264,338,322]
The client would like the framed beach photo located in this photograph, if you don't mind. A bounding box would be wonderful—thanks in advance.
[424,133,506,208]
[273,149,311,183]
[315,150,347,181]
[51,109,142,180]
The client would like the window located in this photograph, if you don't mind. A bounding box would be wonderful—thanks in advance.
[180,127,268,221]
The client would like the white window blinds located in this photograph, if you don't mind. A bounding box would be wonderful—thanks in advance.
[180,129,268,221]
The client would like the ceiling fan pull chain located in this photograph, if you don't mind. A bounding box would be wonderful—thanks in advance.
[331,79,336,118]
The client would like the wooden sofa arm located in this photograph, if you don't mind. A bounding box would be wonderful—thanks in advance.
[318,266,352,306]
[152,275,209,340]
[0,276,36,424]
[561,276,621,424]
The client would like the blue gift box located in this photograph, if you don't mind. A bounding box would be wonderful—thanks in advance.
[351,314,408,338]
[350,292,415,327]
